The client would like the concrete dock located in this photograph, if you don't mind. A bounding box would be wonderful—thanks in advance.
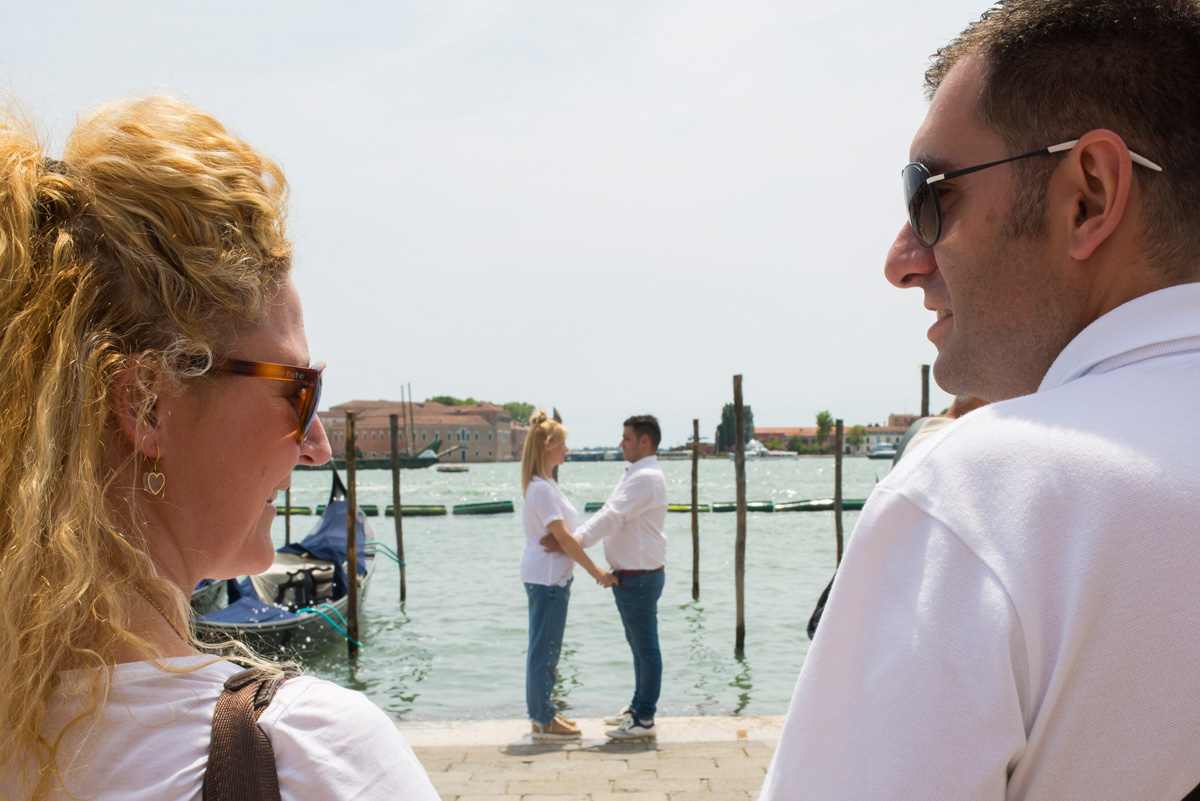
[399,715,783,800]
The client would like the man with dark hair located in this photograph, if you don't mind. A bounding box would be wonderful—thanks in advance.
[543,414,667,739]
[763,1,1200,798]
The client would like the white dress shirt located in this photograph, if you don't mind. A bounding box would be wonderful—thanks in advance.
[577,455,668,571]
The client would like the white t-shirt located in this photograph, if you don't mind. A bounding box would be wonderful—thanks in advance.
[1,656,438,801]
[761,283,1200,800]
[521,476,578,586]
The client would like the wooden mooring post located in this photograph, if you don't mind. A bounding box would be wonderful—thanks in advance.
[284,486,291,545]
[691,418,700,601]
[390,413,407,603]
[921,364,931,418]
[834,418,845,566]
[734,375,747,654]
[345,411,360,659]
[551,407,562,482]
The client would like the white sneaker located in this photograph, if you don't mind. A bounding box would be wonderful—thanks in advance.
[606,715,656,740]
[603,704,632,726]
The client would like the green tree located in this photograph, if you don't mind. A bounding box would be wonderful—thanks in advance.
[426,395,478,406]
[816,410,834,450]
[846,425,866,450]
[503,401,535,424]
[715,403,754,451]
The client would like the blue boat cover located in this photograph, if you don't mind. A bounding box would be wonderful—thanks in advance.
[279,471,368,572]
[201,595,297,624]
[278,471,369,599]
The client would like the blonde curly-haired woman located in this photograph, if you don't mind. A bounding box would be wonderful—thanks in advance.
[0,96,437,800]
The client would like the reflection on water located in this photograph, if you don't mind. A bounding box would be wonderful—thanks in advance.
[274,457,885,720]
[731,651,753,715]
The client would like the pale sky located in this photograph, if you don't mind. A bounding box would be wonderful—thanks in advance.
[6,1,990,447]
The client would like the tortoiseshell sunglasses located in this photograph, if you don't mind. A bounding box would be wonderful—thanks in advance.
[211,358,325,442]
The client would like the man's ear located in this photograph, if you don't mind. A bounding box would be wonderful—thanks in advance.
[1060,129,1133,261]
[111,357,164,460]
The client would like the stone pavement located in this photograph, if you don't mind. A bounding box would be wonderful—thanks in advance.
[398,715,783,801]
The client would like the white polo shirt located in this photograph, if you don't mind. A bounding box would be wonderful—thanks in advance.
[762,282,1200,800]
[577,455,668,571]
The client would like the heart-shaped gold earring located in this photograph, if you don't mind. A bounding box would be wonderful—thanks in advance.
[143,446,165,496]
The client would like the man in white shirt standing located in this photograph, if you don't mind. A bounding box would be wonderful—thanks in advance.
[762,1,1200,799]
[547,415,667,740]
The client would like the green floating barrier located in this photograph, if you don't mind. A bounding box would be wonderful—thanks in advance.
[775,498,867,512]
[453,500,515,515]
[584,502,605,512]
[385,504,449,517]
[314,503,379,517]
[278,506,312,516]
[712,501,775,513]
[668,503,710,513]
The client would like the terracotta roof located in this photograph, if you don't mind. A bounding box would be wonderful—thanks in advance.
[755,427,819,438]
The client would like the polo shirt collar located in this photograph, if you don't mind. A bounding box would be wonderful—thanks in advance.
[1039,282,1200,393]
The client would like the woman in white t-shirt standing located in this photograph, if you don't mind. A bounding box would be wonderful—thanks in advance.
[520,411,616,741]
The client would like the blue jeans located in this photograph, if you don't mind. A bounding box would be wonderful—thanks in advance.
[525,579,571,725]
[612,569,665,722]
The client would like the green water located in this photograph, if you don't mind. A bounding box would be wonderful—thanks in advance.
[270,457,888,720]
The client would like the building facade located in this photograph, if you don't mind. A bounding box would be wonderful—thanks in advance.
[317,400,517,463]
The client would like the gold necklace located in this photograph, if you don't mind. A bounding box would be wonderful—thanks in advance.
[133,585,189,643]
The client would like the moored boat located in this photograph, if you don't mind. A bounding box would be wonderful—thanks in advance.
[191,471,376,655]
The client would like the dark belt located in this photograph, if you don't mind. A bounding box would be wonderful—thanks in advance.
[613,567,664,578]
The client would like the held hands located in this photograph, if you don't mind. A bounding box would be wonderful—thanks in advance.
[592,569,619,589]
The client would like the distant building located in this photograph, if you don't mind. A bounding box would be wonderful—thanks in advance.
[317,400,517,463]
[755,416,913,456]
[754,427,820,450]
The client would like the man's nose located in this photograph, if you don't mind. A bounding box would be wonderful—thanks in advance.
[884,222,937,288]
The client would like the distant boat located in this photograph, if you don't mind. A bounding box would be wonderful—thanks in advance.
[729,439,799,459]
[296,440,449,471]
[866,443,898,460]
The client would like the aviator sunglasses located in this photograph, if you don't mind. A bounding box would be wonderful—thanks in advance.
[903,139,1164,247]
[211,358,325,443]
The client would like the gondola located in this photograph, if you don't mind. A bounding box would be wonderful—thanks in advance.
[190,471,376,655]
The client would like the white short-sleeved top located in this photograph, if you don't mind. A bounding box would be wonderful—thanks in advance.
[1,656,439,801]
[521,476,579,586]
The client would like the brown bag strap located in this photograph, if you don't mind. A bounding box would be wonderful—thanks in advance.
[203,667,299,801]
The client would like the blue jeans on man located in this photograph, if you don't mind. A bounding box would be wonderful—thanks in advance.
[612,568,665,722]
[525,579,572,724]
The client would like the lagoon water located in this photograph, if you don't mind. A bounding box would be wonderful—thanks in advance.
[270,457,890,721]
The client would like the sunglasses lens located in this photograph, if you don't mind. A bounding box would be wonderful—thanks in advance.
[903,164,939,247]
[298,368,323,442]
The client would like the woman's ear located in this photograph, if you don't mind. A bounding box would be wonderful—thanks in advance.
[111,357,164,460]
